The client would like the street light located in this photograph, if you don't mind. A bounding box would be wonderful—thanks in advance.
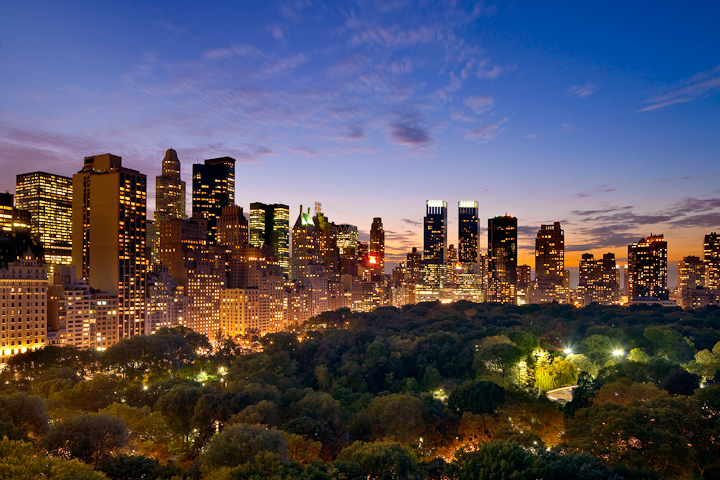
[613,349,624,357]
[563,348,573,355]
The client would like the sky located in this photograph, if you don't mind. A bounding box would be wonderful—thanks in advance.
[1,1,719,285]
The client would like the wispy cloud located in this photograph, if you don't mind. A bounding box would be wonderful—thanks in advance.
[568,82,597,98]
[464,95,494,114]
[465,118,508,143]
[574,185,616,198]
[640,64,720,111]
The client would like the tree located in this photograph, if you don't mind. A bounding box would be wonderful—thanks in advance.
[447,441,550,480]
[96,455,159,480]
[659,368,700,396]
[0,438,107,480]
[55,374,123,412]
[535,358,578,391]
[199,423,288,470]
[0,392,49,439]
[643,326,695,363]
[448,381,505,415]
[591,379,668,406]
[335,441,420,480]
[363,394,426,445]
[627,348,650,364]
[42,414,128,465]
[580,335,615,365]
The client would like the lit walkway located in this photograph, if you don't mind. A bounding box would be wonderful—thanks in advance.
[546,385,577,403]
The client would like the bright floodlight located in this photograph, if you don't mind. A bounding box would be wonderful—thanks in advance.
[563,348,572,355]
[613,349,624,356]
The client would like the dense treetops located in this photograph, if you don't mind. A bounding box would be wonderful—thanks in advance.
[1,302,720,479]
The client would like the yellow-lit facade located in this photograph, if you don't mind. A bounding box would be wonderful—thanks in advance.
[15,172,73,265]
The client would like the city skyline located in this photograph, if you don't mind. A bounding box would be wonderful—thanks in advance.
[1,2,719,278]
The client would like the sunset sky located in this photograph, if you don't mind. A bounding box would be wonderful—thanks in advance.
[1,1,719,284]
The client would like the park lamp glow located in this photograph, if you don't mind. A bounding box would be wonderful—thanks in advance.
[563,348,573,355]
[613,349,624,357]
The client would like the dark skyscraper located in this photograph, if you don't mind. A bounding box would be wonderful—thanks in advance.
[424,200,447,263]
[192,157,235,244]
[370,217,385,274]
[628,234,668,300]
[458,200,479,264]
[15,171,73,265]
[155,148,186,224]
[487,215,517,304]
[249,202,290,275]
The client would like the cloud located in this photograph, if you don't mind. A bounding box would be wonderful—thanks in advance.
[270,25,284,40]
[465,118,508,143]
[350,25,439,48]
[464,95,494,114]
[574,185,616,198]
[524,134,537,138]
[476,58,514,79]
[390,123,432,146]
[402,218,422,227]
[288,145,317,157]
[568,82,597,98]
[640,64,720,111]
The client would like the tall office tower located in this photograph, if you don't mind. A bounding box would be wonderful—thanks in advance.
[291,206,322,283]
[192,157,235,244]
[0,193,32,234]
[0,231,47,363]
[72,154,146,338]
[529,222,567,304]
[424,200,447,263]
[705,233,720,289]
[678,256,705,309]
[627,234,668,300]
[458,200,479,264]
[145,265,186,335]
[155,148,186,224]
[15,172,73,265]
[487,215,517,304]
[249,203,290,275]
[337,224,359,256]
[578,253,619,306]
[217,205,248,247]
[369,217,385,274]
[314,211,340,281]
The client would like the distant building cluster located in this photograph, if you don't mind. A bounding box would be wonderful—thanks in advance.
[1,149,719,363]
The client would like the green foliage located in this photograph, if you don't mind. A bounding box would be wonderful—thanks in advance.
[448,381,505,415]
[0,392,49,439]
[200,423,288,470]
[41,413,129,465]
[336,441,420,480]
[447,441,550,480]
[0,437,108,480]
[535,359,578,391]
[643,326,695,363]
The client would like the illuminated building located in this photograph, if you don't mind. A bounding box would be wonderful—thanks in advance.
[158,216,225,338]
[529,222,568,304]
[291,206,322,283]
[146,219,160,266]
[677,256,705,309]
[424,200,447,263]
[487,215,517,304]
[458,200,479,264]
[627,234,668,300]
[15,172,73,265]
[705,233,720,289]
[0,231,47,363]
[370,217,385,275]
[218,204,249,247]
[337,224,359,256]
[249,203,290,275]
[145,266,185,335]
[72,153,147,338]
[155,148,186,224]
[220,289,262,336]
[314,211,340,282]
[516,264,531,305]
[192,157,235,244]
[0,193,32,234]
[577,253,619,306]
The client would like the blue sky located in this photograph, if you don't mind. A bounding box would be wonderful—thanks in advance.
[1,1,719,283]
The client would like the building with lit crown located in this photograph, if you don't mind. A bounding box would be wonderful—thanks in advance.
[705,233,720,289]
[370,217,385,275]
[155,148,186,224]
[249,203,290,275]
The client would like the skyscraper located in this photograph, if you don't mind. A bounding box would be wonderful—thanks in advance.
[678,256,705,309]
[530,222,567,304]
[72,153,147,338]
[337,224,359,256]
[249,203,290,274]
[155,148,186,224]
[578,253,619,306]
[487,215,517,304]
[705,233,720,289]
[458,200,479,264]
[370,217,385,274]
[15,172,73,265]
[424,200,447,263]
[627,234,668,300]
[192,157,235,244]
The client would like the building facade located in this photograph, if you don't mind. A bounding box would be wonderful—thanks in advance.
[458,200,479,264]
[424,200,447,264]
[487,215,517,304]
[627,234,668,300]
[192,157,235,244]
[155,148,186,224]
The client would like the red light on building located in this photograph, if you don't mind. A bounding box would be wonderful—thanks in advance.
[369,256,377,264]
[455,263,462,270]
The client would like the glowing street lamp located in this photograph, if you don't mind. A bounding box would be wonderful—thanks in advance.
[563,348,573,355]
[613,349,624,357]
